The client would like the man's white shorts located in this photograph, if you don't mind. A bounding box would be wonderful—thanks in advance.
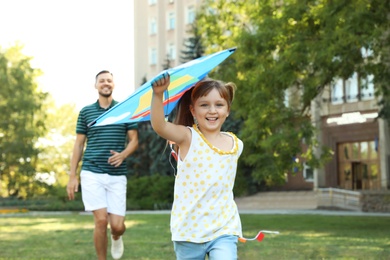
[80,170,127,216]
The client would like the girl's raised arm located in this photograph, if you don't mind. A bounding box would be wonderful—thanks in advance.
[150,72,189,145]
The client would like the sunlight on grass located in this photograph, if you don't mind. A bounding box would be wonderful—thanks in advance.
[341,245,388,251]
[126,219,145,226]
[299,232,331,238]
[2,219,142,234]
[0,216,143,246]
[0,214,389,259]
[1,218,94,232]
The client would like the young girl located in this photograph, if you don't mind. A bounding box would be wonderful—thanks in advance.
[151,72,243,260]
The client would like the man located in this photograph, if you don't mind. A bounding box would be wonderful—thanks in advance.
[67,70,138,260]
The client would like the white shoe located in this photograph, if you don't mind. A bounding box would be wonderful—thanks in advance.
[111,235,124,260]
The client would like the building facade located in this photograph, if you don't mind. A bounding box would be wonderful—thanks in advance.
[134,1,390,192]
[313,74,390,191]
[133,0,203,88]
[282,72,390,191]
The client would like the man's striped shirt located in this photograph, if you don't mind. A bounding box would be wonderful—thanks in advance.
[76,100,138,175]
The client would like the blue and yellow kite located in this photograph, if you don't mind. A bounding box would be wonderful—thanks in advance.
[89,47,236,127]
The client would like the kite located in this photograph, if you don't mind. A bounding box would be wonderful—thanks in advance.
[89,47,237,127]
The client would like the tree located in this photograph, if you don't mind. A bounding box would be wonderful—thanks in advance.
[126,121,175,177]
[180,22,205,63]
[139,75,147,87]
[34,97,78,197]
[162,54,172,70]
[127,76,177,177]
[0,45,48,198]
[196,0,389,185]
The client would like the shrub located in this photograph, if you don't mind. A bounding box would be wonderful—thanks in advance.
[127,175,175,210]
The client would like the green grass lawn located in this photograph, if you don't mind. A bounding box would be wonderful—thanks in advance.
[0,212,389,259]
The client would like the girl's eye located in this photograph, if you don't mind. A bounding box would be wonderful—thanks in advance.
[200,104,208,107]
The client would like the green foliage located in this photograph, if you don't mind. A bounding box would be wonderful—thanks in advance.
[126,121,176,177]
[0,45,48,198]
[180,22,205,63]
[127,175,175,210]
[35,99,78,191]
[162,54,172,70]
[196,0,390,186]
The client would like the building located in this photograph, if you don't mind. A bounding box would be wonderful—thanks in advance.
[314,72,390,191]
[281,68,390,191]
[134,1,390,192]
[133,0,203,88]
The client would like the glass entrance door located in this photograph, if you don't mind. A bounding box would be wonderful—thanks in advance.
[337,141,380,190]
[351,162,363,190]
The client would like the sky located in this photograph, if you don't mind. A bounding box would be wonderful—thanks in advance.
[0,0,135,110]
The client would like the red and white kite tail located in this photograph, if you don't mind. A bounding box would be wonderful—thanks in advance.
[238,230,280,243]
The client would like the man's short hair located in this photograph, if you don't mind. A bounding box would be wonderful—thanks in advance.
[95,70,113,80]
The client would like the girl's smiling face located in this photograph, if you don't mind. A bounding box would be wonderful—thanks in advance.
[191,88,230,131]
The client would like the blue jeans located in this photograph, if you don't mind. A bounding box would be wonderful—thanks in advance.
[173,235,238,260]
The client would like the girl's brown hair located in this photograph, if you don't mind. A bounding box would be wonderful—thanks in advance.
[173,78,236,127]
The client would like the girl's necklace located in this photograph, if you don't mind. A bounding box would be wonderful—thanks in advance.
[193,124,239,155]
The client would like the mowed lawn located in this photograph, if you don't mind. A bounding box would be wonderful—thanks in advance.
[0,212,389,259]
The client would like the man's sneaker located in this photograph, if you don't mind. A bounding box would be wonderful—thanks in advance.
[111,235,124,260]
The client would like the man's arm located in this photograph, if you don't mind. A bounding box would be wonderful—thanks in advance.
[108,129,139,167]
[67,134,86,200]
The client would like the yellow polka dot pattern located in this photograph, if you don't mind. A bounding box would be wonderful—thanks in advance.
[170,127,243,243]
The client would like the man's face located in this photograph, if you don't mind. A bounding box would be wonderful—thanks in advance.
[95,73,114,98]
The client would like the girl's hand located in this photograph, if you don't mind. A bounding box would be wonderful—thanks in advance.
[151,72,170,94]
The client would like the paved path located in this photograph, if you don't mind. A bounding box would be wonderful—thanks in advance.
[2,209,389,217]
[1,191,390,217]
[233,191,390,217]
[234,191,317,210]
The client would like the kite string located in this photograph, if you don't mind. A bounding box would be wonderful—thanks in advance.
[167,141,177,176]
[164,89,170,118]
[163,87,178,176]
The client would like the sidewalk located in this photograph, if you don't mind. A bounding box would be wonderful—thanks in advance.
[1,191,390,217]
[234,191,317,211]
[234,191,390,217]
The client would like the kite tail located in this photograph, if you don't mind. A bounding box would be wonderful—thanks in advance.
[238,230,279,243]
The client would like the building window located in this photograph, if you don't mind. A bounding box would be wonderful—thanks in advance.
[284,89,289,107]
[149,18,157,35]
[331,78,344,104]
[150,48,157,65]
[331,73,374,104]
[186,6,195,24]
[168,44,176,60]
[283,85,301,108]
[167,12,175,30]
[303,163,314,181]
[345,72,358,103]
[361,74,374,101]
[361,47,373,58]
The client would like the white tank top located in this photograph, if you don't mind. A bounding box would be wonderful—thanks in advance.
[171,126,243,242]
